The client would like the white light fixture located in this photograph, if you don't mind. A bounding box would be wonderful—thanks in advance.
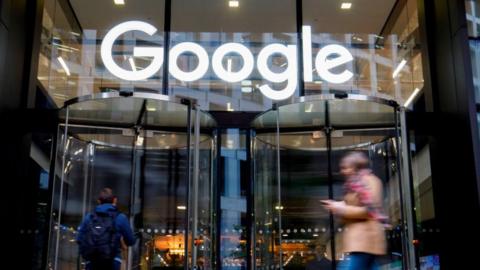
[227,102,234,111]
[136,136,144,146]
[241,80,253,93]
[229,0,239,8]
[146,106,156,112]
[341,2,352,9]
[404,88,421,108]
[177,205,186,210]
[392,59,407,78]
[227,58,232,73]
[128,57,137,71]
[305,103,314,113]
[241,87,252,93]
[114,0,125,5]
[57,56,71,76]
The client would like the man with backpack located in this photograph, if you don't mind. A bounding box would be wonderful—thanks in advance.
[77,188,136,270]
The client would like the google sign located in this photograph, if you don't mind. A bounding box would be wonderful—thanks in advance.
[101,21,354,101]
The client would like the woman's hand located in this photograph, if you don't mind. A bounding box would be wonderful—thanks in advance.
[320,200,346,216]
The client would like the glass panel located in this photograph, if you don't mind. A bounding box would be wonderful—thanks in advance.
[253,98,410,270]
[276,134,333,270]
[219,129,249,269]
[254,132,281,270]
[469,40,480,105]
[467,0,480,38]
[64,96,190,128]
[408,132,441,269]
[136,130,190,269]
[328,99,395,128]
[303,0,424,107]
[193,135,215,270]
[252,101,326,129]
[330,133,404,269]
[48,97,216,270]
[37,0,166,107]
[170,0,297,111]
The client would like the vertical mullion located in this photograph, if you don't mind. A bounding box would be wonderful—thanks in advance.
[296,0,305,97]
[162,0,172,95]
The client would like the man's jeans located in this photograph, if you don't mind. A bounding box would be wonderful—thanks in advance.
[338,252,379,270]
[85,257,122,270]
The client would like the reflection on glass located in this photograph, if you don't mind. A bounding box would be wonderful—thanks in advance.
[47,96,216,270]
[219,129,249,269]
[38,0,166,107]
[253,98,410,270]
[38,0,424,111]
[303,0,424,106]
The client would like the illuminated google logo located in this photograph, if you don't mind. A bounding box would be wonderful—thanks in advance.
[101,21,354,100]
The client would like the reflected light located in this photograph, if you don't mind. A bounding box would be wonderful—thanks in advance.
[227,58,232,73]
[177,205,186,210]
[135,136,144,146]
[128,57,137,71]
[404,88,421,108]
[392,59,407,78]
[57,57,70,76]
[341,2,352,9]
[305,103,313,113]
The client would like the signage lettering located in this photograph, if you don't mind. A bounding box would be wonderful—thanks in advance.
[101,21,354,100]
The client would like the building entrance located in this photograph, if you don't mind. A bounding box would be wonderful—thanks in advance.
[251,94,414,270]
[47,92,217,270]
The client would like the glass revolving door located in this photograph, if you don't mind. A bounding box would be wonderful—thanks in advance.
[47,92,216,270]
[252,94,412,270]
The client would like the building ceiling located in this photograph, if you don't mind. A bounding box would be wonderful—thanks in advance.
[69,0,397,35]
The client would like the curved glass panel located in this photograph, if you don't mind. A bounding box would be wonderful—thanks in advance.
[328,99,395,128]
[252,101,326,129]
[48,96,216,270]
[253,96,411,270]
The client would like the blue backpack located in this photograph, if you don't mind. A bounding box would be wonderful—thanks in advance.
[79,211,118,261]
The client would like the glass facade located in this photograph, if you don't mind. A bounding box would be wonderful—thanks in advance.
[251,97,410,270]
[467,0,480,136]
[26,1,470,270]
[38,0,423,111]
[3,0,480,269]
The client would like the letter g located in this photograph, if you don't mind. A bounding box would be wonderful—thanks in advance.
[101,21,164,81]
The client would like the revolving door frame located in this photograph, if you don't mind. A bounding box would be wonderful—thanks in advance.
[47,91,217,270]
[251,93,416,270]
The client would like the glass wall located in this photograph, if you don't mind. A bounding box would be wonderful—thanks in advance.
[302,0,424,104]
[37,0,423,111]
[252,96,412,270]
[466,0,480,131]
[38,0,165,107]
[218,129,250,269]
[47,94,217,270]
